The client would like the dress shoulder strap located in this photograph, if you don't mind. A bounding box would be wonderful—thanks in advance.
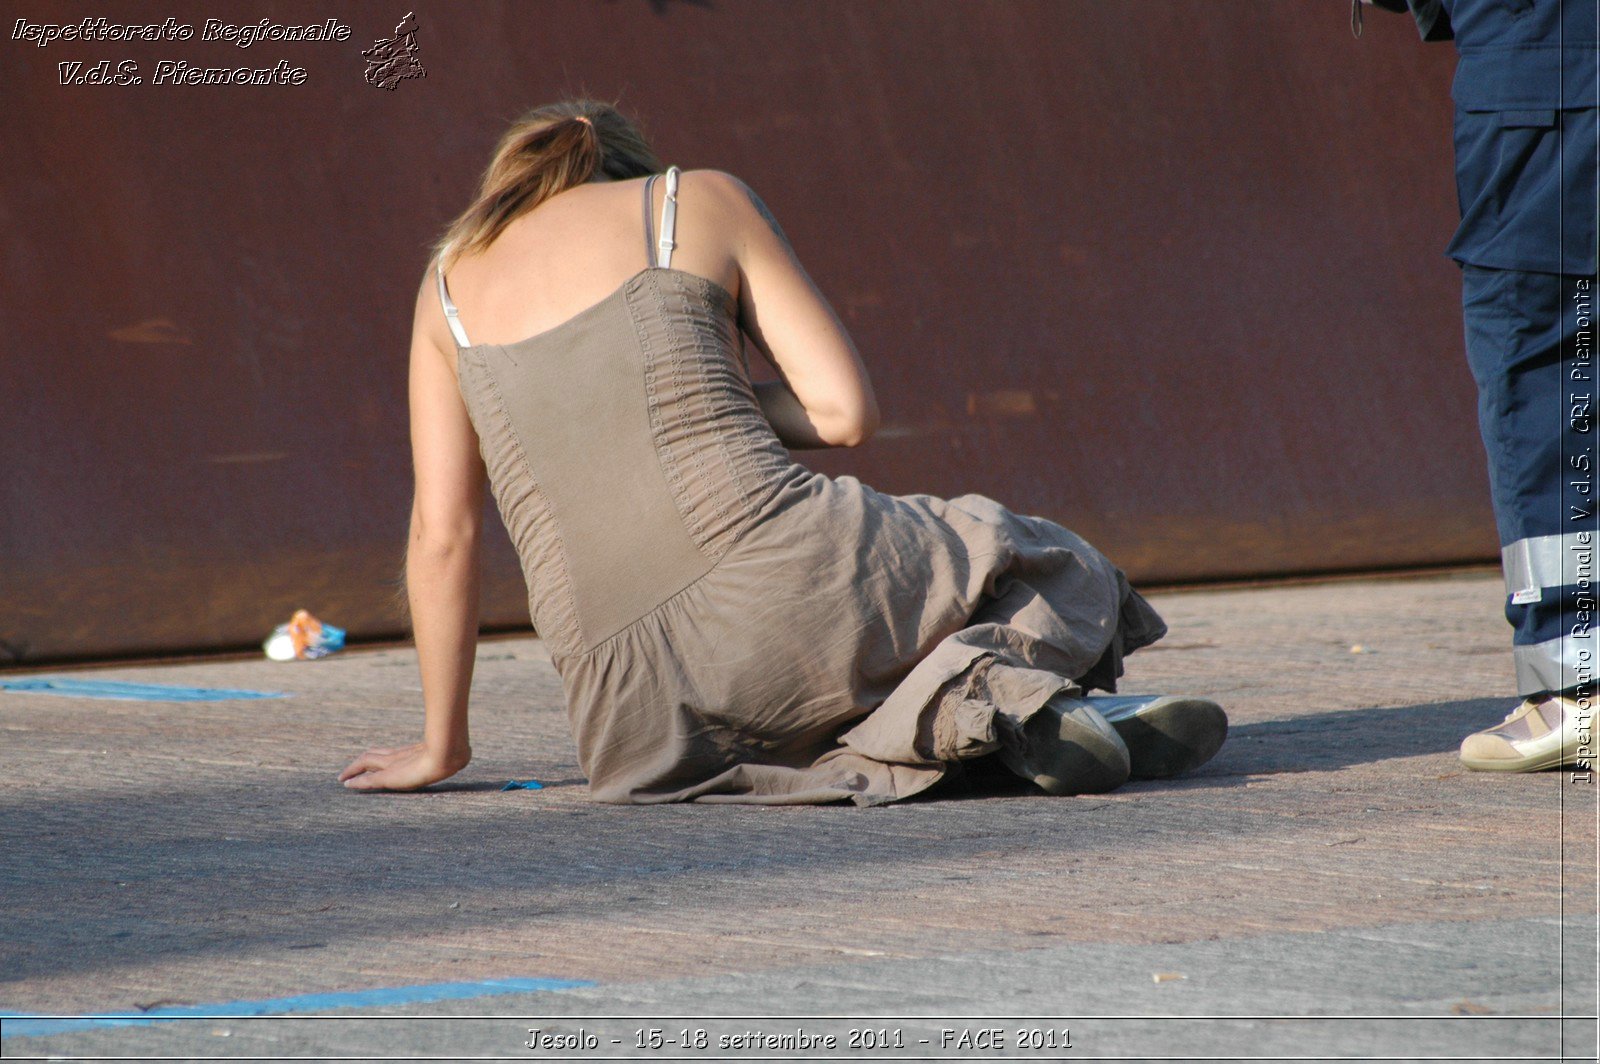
[435,246,471,348]
[642,173,658,266]
[641,166,681,269]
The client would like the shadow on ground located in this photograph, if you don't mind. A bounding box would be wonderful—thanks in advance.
[1210,695,1512,773]
[0,696,1524,990]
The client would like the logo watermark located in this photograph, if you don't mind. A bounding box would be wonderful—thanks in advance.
[10,14,428,90]
[362,11,425,91]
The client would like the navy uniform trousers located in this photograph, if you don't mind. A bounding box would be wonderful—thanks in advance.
[1394,0,1600,696]
[1464,265,1595,695]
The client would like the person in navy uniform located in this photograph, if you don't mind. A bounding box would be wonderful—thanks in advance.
[1364,0,1597,772]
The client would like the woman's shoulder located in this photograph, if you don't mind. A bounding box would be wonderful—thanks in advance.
[679,169,783,245]
[681,167,746,191]
[681,168,759,213]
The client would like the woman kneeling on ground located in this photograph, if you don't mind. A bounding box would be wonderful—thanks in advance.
[339,99,1227,805]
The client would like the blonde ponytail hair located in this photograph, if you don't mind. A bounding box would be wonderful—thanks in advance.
[431,98,663,271]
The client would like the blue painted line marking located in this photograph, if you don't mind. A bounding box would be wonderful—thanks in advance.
[0,678,287,702]
[0,976,594,1038]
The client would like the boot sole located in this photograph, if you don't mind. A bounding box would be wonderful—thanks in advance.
[1108,696,1228,779]
[996,699,1131,796]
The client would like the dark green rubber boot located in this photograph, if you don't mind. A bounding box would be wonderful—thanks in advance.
[995,693,1132,796]
[1086,695,1229,779]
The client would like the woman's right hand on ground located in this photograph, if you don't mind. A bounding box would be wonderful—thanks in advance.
[338,740,471,792]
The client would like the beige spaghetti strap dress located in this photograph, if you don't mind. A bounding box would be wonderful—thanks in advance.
[436,166,1168,805]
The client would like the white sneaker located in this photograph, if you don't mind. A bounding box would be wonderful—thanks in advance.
[1459,693,1589,772]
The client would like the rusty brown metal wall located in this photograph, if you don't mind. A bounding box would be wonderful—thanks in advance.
[1,0,1481,664]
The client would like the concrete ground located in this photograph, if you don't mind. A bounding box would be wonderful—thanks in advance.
[1,568,1596,1062]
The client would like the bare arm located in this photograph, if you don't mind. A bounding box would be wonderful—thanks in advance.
[340,269,485,791]
[705,170,880,449]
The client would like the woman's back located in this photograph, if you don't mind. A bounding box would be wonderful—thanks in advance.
[438,167,807,662]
